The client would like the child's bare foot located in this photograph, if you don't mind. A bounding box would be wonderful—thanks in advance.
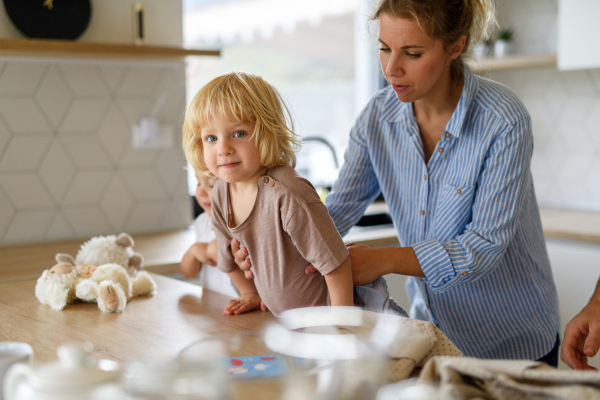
[224,293,264,315]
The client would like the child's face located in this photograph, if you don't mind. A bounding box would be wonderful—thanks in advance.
[201,108,265,186]
[195,171,218,216]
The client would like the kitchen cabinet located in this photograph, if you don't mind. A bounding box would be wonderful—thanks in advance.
[558,0,600,70]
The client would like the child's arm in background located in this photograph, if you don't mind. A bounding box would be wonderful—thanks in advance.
[224,267,266,315]
[180,239,218,279]
[324,256,354,307]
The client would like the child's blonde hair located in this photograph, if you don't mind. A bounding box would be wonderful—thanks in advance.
[183,72,301,175]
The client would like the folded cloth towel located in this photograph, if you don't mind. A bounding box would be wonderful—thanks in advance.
[417,356,600,400]
[345,311,463,382]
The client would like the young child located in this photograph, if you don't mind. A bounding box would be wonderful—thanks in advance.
[182,72,354,317]
[180,168,240,299]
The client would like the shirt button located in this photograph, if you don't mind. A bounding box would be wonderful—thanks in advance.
[419,210,425,215]
[426,305,430,310]
[423,175,427,180]
[456,189,462,195]
[438,148,444,153]
[462,271,468,277]
[419,277,424,281]
[270,180,275,187]
[445,132,450,138]
[264,177,269,183]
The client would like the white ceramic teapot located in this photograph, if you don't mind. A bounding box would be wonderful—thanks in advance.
[3,342,121,400]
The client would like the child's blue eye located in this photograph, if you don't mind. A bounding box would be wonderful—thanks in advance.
[233,131,246,138]
[206,135,217,142]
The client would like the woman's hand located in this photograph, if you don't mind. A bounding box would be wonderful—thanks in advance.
[231,238,254,279]
[561,301,600,370]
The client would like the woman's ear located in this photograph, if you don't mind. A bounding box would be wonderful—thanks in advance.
[448,35,467,60]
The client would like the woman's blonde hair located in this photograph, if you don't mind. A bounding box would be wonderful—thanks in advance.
[371,0,497,83]
[182,72,300,175]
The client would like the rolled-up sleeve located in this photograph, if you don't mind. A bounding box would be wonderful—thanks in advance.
[414,117,533,292]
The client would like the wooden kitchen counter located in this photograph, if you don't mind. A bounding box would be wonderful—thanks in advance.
[0,229,196,283]
[0,226,400,284]
[0,273,275,364]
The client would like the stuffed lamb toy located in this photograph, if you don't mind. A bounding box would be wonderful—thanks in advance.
[36,233,157,312]
[57,232,144,277]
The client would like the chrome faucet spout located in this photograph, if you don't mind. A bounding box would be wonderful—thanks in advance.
[301,136,339,169]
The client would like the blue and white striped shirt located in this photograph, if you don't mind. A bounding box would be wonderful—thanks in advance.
[326,65,560,360]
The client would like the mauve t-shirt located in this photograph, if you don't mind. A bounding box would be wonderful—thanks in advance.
[211,165,349,316]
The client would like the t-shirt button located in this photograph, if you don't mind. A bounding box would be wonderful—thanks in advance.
[445,132,450,138]
[419,277,424,281]
[419,210,425,215]
[270,180,275,187]
[264,177,269,183]
[456,189,462,195]
[438,148,444,153]
[462,271,468,277]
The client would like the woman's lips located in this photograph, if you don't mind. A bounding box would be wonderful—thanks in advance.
[392,84,409,92]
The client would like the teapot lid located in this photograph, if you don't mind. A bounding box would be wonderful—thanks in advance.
[31,342,120,392]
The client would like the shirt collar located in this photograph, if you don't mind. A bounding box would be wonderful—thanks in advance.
[383,63,478,137]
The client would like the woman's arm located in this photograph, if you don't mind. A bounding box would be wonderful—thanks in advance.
[323,256,354,306]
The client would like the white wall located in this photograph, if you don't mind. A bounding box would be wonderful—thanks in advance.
[0,0,183,46]
[0,1,191,245]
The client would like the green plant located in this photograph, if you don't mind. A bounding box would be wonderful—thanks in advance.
[498,29,514,41]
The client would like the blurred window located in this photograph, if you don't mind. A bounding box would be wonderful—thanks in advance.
[183,0,380,193]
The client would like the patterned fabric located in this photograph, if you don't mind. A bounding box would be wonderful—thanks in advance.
[418,356,600,400]
[326,64,560,360]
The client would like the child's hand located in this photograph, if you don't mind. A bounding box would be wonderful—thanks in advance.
[223,292,266,315]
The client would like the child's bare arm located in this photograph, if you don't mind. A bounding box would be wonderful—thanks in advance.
[324,256,354,307]
[180,242,217,279]
[224,268,266,315]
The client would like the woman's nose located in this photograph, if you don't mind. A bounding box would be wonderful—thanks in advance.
[384,52,405,77]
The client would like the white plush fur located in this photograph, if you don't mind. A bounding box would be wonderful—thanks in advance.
[35,269,80,311]
[75,233,143,276]
[85,263,132,299]
[74,264,156,313]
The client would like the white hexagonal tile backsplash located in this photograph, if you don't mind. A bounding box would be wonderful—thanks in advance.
[0,59,191,245]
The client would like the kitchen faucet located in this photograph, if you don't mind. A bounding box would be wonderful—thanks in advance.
[301,136,339,169]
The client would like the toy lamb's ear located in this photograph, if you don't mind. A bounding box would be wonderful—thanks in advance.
[116,233,134,248]
[56,253,76,266]
[129,253,144,270]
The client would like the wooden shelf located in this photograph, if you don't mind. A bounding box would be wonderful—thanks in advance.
[467,54,557,72]
[0,37,220,60]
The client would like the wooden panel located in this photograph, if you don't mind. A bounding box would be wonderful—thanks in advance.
[0,38,220,60]
[467,54,557,72]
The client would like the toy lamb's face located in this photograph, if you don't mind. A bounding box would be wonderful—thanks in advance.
[76,264,97,278]
[48,263,75,276]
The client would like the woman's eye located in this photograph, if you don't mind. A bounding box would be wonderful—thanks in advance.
[379,47,390,52]
[206,135,217,142]
[233,131,246,138]
[406,53,421,59]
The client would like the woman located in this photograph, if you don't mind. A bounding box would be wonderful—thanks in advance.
[234,0,560,364]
